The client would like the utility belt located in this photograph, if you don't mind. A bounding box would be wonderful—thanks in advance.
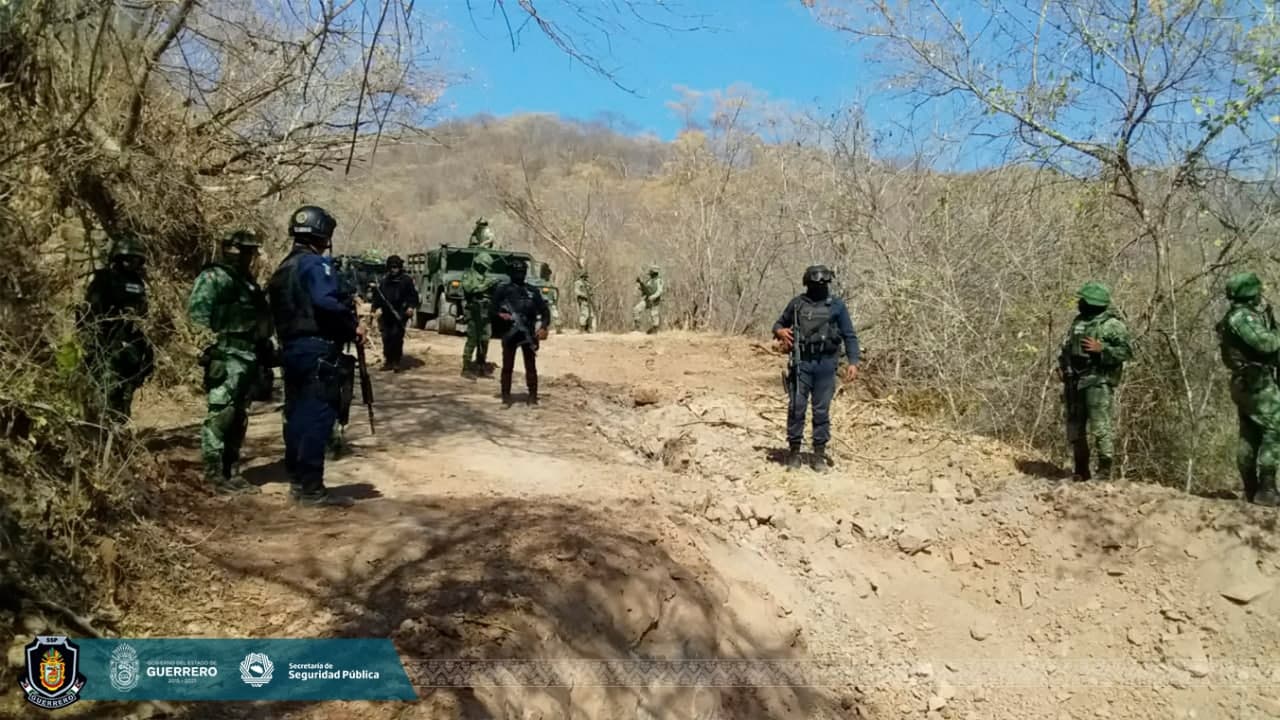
[795,339,839,361]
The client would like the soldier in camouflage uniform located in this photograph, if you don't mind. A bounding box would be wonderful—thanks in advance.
[1058,282,1132,481]
[468,218,495,248]
[79,233,155,423]
[1216,272,1280,506]
[633,265,664,333]
[575,269,597,333]
[461,252,498,375]
[188,231,273,494]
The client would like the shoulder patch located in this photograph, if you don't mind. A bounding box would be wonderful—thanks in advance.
[323,263,332,276]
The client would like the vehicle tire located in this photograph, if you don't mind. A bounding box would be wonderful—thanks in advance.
[436,293,456,334]
[438,313,457,335]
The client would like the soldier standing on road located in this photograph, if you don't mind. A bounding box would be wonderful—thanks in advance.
[468,218,495,248]
[267,206,364,507]
[492,258,551,405]
[1216,272,1280,506]
[772,265,859,472]
[633,265,664,333]
[78,233,155,423]
[575,269,597,333]
[461,252,498,376]
[188,231,274,495]
[1057,282,1131,482]
[371,255,419,372]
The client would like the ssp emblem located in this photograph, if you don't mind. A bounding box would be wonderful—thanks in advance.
[20,636,87,709]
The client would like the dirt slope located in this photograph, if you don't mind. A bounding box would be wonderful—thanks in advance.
[24,330,1280,719]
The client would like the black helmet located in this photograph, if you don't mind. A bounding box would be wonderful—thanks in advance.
[288,205,336,245]
[386,254,404,269]
[803,265,834,285]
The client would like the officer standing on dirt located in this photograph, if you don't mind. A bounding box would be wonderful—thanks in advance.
[773,265,859,472]
[574,269,597,333]
[492,258,550,405]
[188,231,274,495]
[1216,272,1280,506]
[267,206,363,507]
[633,266,664,333]
[371,255,419,372]
[461,252,498,376]
[79,233,155,423]
[1058,282,1131,482]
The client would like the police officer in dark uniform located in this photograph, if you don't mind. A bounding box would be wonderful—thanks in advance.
[267,206,364,507]
[491,258,551,406]
[772,265,860,472]
[79,233,155,423]
[371,254,420,372]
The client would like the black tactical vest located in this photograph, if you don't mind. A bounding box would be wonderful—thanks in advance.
[795,297,839,355]
[267,247,320,340]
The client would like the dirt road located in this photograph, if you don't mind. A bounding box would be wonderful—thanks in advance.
[105,330,1280,719]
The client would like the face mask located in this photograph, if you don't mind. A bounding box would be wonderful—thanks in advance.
[1078,300,1106,316]
[805,282,830,301]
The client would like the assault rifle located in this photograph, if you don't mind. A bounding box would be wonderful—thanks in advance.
[354,337,376,434]
[500,299,538,349]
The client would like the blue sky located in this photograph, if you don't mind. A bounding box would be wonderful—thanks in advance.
[433,1,866,139]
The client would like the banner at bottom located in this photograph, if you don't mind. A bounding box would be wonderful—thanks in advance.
[73,638,416,702]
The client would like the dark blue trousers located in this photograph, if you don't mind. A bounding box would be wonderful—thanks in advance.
[787,356,838,448]
[282,337,340,494]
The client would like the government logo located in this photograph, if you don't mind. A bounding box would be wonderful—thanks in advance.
[109,642,140,692]
[240,653,274,687]
[19,636,87,709]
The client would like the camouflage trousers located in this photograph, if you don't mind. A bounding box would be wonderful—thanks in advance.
[632,299,660,332]
[1065,381,1115,479]
[202,349,257,483]
[1230,373,1280,497]
[463,300,491,368]
[577,301,597,333]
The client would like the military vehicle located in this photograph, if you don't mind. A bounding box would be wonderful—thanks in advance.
[406,245,559,334]
[332,254,386,302]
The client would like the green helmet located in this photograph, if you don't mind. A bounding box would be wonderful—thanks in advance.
[1076,281,1111,308]
[1226,272,1263,301]
[648,265,660,275]
[109,234,145,260]
[223,230,262,251]
[474,252,494,269]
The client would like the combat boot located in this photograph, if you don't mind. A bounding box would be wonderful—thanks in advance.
[1242,470,1259,503]
[1095,457,1114,482]
[785,445,803,471]
[213,475,261,495]
[1252,471,1280,507]
[1071,443,1091,482]
[811,445,833,473]
[379,361,394,372]
[291,488,353,508]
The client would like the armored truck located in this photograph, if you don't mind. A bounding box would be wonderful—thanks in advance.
[406,245,558,334]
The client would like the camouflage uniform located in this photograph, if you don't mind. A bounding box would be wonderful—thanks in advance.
[188,231,272,494]
[79,234,154,422]
[461,252,498,373]
[1216,272,1280,506]
[468,219,495,248]
[633,266,664,333]
[1058,282,1131,481]
[575,271,597,333]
